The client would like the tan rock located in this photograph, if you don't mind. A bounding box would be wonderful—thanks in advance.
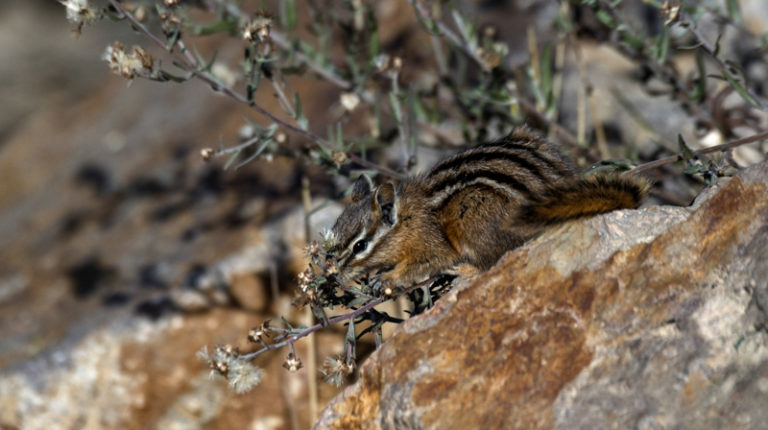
[316,161,768,430]
[229,274,268,313]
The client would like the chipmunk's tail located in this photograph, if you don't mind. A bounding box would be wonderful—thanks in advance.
[522,174,651,224]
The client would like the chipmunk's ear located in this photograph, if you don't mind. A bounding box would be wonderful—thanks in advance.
[374,182,397,226]
[351,175,373,202]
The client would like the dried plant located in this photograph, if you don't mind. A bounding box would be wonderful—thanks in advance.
[61,0,768,394]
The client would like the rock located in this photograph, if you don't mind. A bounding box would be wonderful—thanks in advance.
[0,307,347,430]
[229,274,268,313]
[316,160,768,430]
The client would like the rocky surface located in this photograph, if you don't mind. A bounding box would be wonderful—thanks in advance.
[3,1,768,429]
[316,161,768,430]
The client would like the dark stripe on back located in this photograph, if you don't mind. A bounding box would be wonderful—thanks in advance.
[428,169,534,199]
[429,149,555,184]
[485,140,574,177]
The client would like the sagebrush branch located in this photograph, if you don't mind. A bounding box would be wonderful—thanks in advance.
[107,0,404,179]
[626,130,768,175]
[239,278,436,361]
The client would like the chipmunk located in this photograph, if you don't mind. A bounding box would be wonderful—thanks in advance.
[326,128,649,289]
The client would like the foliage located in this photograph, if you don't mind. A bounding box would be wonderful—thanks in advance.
[62,0,768,393]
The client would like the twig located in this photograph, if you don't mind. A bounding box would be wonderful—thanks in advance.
[271,70,297,119]
[389,70,412,169]
[108,0,404,179]
[683,14,766,110]
[406,0,486,66]
[207,1,367,96]
[301,177,318,423]
[214,132,268,156]
[407,0,582,148]
[626,130,768,175]
[239,278,437,362]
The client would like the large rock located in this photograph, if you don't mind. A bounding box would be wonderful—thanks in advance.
[316,161,768,430]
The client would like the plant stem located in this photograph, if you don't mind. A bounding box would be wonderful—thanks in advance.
[239,279,435,361]
[406,0,486,66]
[626,130,768,175]
[107,0,404,179]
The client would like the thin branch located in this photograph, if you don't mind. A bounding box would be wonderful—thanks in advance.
[683,14,766,110]
[207,0,371,98]
[108,0,404,179]
[241,299,382,361]
[626,130,768,176]
[271,70,297,119]
[215,132,270,156]
[239,277,438,361]
[407,0,582,148]
[590,0,709,124]
[405,0,486,66]
[301,177,319,423]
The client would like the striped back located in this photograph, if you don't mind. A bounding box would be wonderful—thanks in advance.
[423,131,576,210]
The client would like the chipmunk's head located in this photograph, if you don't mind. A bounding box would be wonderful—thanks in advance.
[327,175,398,282]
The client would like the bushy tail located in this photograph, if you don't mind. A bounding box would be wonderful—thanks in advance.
[522,174,650,224]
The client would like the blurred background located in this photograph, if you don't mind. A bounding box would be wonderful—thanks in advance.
[1,0,766,429]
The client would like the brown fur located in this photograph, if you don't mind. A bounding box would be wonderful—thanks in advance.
[329,130,649,287]
[521,174,651,224]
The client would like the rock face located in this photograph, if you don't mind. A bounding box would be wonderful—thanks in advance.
[316,161,768,430]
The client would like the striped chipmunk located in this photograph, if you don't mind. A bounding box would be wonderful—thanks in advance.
[325,128,650,290]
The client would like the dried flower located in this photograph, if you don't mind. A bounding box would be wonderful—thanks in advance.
[306,241,321,258]
[102,42,155,80]
[159,11,181,26]
[321,356,355,387]
[373,54,391,72]
[332,151,349,169]
[661,1,680,26]
[325,260,339,276]
[133,5,147,22]
[283,352,303,372]
[239,124,255,140]
[340,92,361,112]
[211,62,238,88]
[320,229,336,250]
[275,132,287,144]
[227,358,263,393]
[200,148,215,161]
[248,320,272,343]
[391,56,403,71]
[304,288,318,302]
[218,344,240,357]
[298,268,314,292]
[478,42,508,71]
[197,345,263,393]
[243,16,272,42]
[60,0,99,33]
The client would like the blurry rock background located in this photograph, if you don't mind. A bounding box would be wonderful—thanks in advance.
[0,0,766,429]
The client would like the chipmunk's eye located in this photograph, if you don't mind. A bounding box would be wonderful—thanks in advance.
[352,239,368,255]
